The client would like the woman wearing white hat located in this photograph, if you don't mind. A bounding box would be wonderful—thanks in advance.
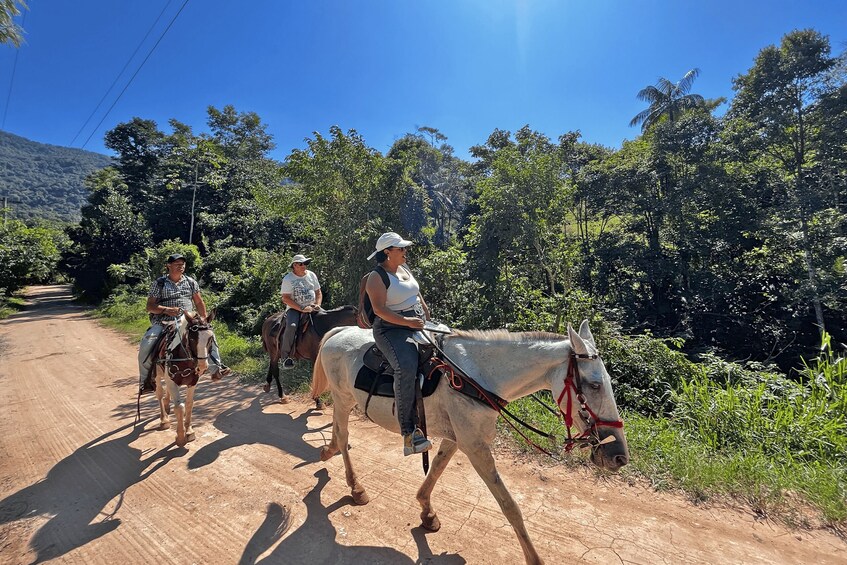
[277,253,322,369]
[365,232,433,456]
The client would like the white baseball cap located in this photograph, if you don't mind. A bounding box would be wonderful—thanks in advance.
[366,232,413,260]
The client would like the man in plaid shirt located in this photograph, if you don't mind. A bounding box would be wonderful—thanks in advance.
[137,253,231,393]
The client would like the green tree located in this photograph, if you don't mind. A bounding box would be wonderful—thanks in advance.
[0,219,62,295]
[63,168,152,299]
[730,29,844,336]
[630,68,706,131]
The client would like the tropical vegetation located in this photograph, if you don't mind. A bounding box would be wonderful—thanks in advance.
[3,28,845,527]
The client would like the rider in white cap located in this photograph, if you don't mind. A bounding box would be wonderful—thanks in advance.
[278,253,322,369]
[365,232,433,456]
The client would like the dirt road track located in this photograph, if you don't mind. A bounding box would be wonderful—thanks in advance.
[0,285,844,564]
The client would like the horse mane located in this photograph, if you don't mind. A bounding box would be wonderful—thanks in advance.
[448,329,567,343]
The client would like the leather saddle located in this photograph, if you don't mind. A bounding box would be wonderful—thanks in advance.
[353,341,443,400]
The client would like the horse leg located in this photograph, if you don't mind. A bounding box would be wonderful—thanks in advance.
[184,384,196,443]
[416,438,458,531]
[273,362,289,403]
[320,398,368,504]
[464,444,543,565]
[167,379,187,447]
[155,368,170,430]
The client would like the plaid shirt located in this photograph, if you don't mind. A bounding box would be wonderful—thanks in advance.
[148,275,200,324]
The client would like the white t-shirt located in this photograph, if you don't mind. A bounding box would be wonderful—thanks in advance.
[280,270,321,309]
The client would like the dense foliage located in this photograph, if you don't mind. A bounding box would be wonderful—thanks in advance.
[0,130,113,221]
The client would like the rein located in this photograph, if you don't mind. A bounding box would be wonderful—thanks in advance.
[426,334,623,456]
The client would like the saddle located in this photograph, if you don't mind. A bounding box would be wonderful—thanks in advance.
[141,316,201,391]
[354,343,444,400]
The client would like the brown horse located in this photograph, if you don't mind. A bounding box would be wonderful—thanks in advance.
[261,305,357,403]
[151,311,217,447]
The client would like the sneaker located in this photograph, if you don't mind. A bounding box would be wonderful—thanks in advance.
[282,358,295,370]
[403,428,432,456]
[210,366,232,381]
[263,382,271,393]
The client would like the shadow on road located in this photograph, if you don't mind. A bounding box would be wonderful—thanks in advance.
[239,469,465,564]
[0,420,181,564]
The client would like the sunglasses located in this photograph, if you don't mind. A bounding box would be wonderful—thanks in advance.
[293,262,306,266]
[387,247,407,253]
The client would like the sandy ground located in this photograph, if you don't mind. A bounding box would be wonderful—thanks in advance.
[0,285,844,565]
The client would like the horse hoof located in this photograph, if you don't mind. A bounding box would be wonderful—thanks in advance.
[263,383,270,394]
[176,436,187,448]
[159,421,171,430]
[278,395,290,404]
[186,432,196,443]
[352,489,370,505]
[421,513,441,531]
[319,446,335,462]
[315,398,324,410]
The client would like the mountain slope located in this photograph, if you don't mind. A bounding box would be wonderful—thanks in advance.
[0,130,113,222]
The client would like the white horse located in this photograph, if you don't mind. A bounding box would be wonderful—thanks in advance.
[310,320,629,565]
[153,312,216,447]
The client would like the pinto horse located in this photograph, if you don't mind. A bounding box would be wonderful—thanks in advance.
[310,320,629,565]
[260,305,357,403]
[151,311,217,447]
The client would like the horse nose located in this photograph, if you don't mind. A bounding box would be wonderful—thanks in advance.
[613,453,629,467]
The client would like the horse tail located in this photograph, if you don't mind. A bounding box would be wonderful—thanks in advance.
[310,347,328,400]
[310,326,346,399]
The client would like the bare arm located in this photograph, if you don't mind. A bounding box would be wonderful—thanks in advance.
[146,295,180,317]
[282,293,316,313]
[367,272,424,329]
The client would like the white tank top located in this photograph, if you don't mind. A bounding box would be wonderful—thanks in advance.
[385,266,421,312]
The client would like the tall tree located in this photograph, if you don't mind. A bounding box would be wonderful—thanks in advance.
[729,29,842,336]
[630,68,705,131]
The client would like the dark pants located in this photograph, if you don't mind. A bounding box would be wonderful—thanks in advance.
[373,315,420,436]
[279,309,301,359]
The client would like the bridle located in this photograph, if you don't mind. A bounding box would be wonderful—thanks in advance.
[159,315,215,380]
[556,352,625,452]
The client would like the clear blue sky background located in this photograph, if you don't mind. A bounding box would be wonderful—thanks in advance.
[2,0,846,161]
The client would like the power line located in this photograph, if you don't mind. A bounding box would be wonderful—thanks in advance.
[1,9,27,130]
[81,0,190,150]
[70,0,176,146]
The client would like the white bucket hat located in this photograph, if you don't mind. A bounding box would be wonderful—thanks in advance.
[289,254,312,267]
[366,232,413,260]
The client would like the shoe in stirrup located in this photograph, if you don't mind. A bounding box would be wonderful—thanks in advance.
[403,428,432,456]
[282,358,295,369]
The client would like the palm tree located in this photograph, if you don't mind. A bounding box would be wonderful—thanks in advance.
[1,1,27,47]
[629,68,705,131]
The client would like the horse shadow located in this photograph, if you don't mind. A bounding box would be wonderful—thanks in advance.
[0,419,180,564]
[239,469,465,564]
[187,396,330,471]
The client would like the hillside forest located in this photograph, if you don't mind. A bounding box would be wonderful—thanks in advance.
[2,29,846,526]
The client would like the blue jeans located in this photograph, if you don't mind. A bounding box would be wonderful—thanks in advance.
[372,316,420,436]
[138,323,222,387]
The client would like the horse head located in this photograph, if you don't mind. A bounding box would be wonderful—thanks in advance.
[184,311,216,377]
[559,320,630,471]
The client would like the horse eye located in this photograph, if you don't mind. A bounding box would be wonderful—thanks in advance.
[589,382,602,391]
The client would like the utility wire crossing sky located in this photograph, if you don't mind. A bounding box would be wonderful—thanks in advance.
[1,1,846,161]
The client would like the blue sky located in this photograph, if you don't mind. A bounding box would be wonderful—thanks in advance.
[2,1,846,161]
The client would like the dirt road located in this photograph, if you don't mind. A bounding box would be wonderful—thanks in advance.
[0,285,844,564]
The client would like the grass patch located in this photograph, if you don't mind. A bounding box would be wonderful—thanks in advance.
[0,295,27,319]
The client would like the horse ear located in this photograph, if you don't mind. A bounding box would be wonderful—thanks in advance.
[567,324,589,356]
[206,309,216,323]
[578,319,596,347]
